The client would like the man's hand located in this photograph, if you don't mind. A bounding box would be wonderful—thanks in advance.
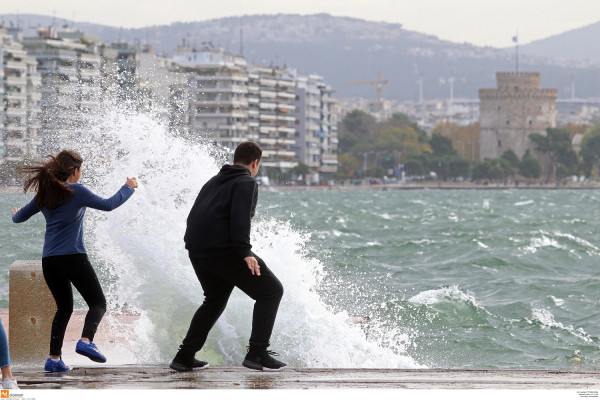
[244,256,261,276]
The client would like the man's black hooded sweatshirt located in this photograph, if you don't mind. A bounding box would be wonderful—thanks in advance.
[184,164,258,259]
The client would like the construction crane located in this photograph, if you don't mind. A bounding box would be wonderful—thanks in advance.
[345,72,389,111]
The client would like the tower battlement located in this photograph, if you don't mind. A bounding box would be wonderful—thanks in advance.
[496,72,541,90]
[479,88,558,100]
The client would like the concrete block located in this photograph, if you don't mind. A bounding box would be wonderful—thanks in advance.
[9,260,55,365]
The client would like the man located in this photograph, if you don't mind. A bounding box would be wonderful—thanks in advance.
[170,141,286,372]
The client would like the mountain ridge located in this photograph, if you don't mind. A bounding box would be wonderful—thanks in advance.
[1,13,598,101]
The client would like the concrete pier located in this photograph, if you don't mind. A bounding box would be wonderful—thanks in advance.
[10,366,600,390]
[9,260,55,364]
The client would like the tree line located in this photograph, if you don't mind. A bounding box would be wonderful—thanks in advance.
[336,109,600,183]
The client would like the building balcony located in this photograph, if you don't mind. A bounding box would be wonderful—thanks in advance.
[5,124,26,133]
[260,90,277,99]
[218,124,249,131]
[274,150,296,158]
[5,92,27,101]
[259,126,278,134]
[262,138,296,146]
[194,111,247,118]
[259,113,277,121]
[259,78,277,87]
[259,102,277,109]
[194,75,248,82]
[5,61,27,72]
[6,138,27,146]
[79,69,99,78]
[277,80,295,88]
[322,155,338,165]
[197,86,247,94]
[55,65,77,74]
[5,76,27,86]
[277,127,296,134]
[277,104,295,112]
[6,109,27,117]
[78,53,100,63]
[276,92,296,99]
[277,115,295,122]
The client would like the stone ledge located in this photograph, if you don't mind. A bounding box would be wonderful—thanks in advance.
[10,366,600,390]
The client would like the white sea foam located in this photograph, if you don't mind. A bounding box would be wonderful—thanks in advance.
[65,103,421,368]
[408,285,479,308]
[522,235,564,253]
[514,200,534,206]
[530,308,593,343]
[549,296,565,307]
[475,240,489,249]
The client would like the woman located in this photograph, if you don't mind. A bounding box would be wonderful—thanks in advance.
[11,150,138,372]
[0,319,18,389]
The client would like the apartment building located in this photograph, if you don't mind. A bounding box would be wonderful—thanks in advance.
[21,26,101,152]
[0,26,41,163]
[294,74,338,181]
[249,64,297,171]
[172,44,249,150]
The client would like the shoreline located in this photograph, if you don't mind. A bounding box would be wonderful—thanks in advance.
[259,181,600,191]
[4,182,600,195]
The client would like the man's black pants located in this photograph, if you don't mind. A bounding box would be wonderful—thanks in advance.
[178,252,284,358]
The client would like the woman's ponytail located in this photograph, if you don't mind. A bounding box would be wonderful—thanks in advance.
[17,150,83,210]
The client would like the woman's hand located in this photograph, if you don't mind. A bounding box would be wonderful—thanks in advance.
[11,208,19,215]
[126,177,138,189]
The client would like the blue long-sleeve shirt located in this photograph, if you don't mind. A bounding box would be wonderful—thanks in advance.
[12,183,135,257]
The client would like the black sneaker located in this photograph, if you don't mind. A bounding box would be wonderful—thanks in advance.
[242,349,287,371]
[169,358,209,372]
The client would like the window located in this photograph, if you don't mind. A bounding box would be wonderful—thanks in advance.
[498,140,502,147]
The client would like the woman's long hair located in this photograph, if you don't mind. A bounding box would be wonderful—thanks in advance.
[17,150,83,210]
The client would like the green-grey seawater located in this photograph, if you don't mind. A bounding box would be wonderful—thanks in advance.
[258,188,600,370]
[1,189,599,370]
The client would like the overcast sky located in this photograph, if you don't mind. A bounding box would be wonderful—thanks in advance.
[3,0,599,48]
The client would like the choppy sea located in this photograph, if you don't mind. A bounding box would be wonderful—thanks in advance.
[1,104,598,370]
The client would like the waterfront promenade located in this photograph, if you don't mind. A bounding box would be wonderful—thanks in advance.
[11,366,600,390]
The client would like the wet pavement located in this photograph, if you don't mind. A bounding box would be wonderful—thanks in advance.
[11,366,600,390]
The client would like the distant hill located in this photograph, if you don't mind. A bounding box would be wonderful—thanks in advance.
[1,13,599,101]
[519,21,600,63]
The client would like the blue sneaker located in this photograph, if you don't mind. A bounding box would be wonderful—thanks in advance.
[44,357,72,372]
[75,340,107,363]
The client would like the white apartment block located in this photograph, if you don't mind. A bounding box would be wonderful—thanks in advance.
[294,74,338,179]
[0,26,42,163]
[172,44,249,151]
[248,65,297,170]
[171,45,306,172]
[21,27,101,152]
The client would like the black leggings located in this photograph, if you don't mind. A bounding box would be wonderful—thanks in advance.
[178,252,283,358]
[42,254,107,357]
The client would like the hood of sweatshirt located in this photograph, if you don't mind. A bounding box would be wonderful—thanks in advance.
[216,164,252,183]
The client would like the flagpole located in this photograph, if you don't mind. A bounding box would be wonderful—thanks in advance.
[516,39,519,74]
[513,33,519,74]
